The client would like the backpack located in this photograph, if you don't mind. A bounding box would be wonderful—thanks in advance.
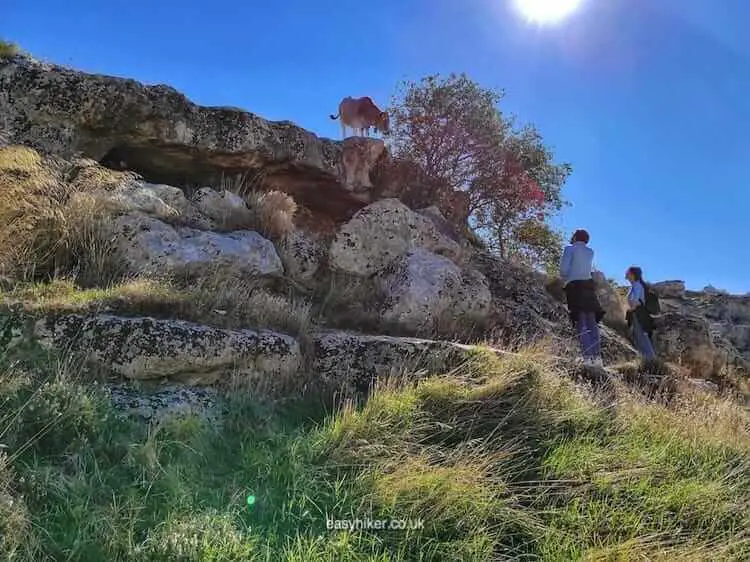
[642,283,661,315]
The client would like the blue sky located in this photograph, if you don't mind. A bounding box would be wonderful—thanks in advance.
[3,0,749,292]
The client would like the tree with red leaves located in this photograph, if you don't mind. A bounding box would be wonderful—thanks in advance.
[388,73,570,269]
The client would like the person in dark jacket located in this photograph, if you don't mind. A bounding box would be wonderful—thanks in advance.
[625,266,656,360]
[560,229,605,366]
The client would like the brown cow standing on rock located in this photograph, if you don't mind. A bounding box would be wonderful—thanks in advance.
[330,97,390,139]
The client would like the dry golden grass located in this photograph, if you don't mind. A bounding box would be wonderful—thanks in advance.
[196,172,298,239]
[243,189,297,240]
[0,146,124,285]
[617,380,750,452]
[0,39,18,60]
[2,271,314,338]
[185,271,313,337]
[314,272,382,332]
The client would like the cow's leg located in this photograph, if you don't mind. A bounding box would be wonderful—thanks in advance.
[341,121,346,139]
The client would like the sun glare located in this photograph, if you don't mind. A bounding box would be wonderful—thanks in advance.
[513,0,584,24]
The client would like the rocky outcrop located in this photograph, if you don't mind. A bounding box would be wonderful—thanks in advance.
[190,187,252,228]
[33,314,301,384]
[310,331,481,395]
[0,55,389,221]
[473,252,568,341]
[377,249,491,333]
[652,280,686,299]
[277,229,325,283]
[76,179,214,229]
[112,214,283,278]
[107,383,221,426]
[655,312,724,377]
[416,206,463,243]
[593,271,627,330]
[17,310,492,395]
[653,288,750,374]
[329,199,462,277]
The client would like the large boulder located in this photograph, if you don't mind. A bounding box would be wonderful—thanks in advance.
[33,314,301,384]
[310,331,481,395]
[107,383,222,426]
[190,187,252,228]
[694,292,750,363]
[416,206,463,243]
[593,271,627,330]
[112,213,283,278]
[651,280,686,299]
[74,179,214,229]
[472,252,569,341]
[276,229,325,283]
[0,55,387,221]
[655,312,724,377]
[377,249,492,334]
[329,199,462,277]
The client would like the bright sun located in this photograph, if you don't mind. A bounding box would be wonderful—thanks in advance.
[513,0,584,24]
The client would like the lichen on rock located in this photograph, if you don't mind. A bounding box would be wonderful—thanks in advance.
[33,314,302,384]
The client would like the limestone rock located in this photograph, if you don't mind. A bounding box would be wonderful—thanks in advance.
[417,206,463,242]
[655,312,724,377]
[0,55,387,221]
[652,280,686,299]
[472,251,568,341]
[339,138,387,195]
[593,271,627,329]
[112,213,283,278]
[191,187,252,228]
[106,382,222,426]
[310,330,479,395]
[277,229,325,282]
[72,179,213,229]
[329,199,462,276]
[600,325,638,363]
[33,314,301,384]
[694,292,750,363]
[377,249,491,333]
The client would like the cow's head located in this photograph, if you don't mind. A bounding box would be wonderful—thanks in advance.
[375,111,390,135]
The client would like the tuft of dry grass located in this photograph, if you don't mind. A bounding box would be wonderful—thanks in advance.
[198,172,297,239]
[314,272,383,332]
[0,146,124,285]
[185,271,313,337]
[0,39,19,60]
[243,189,297,240]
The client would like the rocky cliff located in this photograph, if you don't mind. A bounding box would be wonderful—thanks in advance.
[1,52,747,417]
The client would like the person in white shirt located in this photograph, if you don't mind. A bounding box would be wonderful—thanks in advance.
[560,229,604,366]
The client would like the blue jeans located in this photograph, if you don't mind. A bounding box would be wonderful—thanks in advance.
[576,311,601,359]
[631,315,656,360]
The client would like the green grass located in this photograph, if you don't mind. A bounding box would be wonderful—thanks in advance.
[2,347,750,561]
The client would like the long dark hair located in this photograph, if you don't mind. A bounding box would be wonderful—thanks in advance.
[627,266,644,283]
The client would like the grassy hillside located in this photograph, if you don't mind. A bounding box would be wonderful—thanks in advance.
[2,345,749,561]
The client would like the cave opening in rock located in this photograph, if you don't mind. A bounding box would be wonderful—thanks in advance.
[98,143,370,223]
[98,143,266,199]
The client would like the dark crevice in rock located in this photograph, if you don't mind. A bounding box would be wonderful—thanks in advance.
[98,142,370,222]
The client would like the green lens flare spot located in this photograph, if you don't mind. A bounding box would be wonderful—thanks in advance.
[246,495,256,506]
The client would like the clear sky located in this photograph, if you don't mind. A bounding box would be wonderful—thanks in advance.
[3,0,749,293]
